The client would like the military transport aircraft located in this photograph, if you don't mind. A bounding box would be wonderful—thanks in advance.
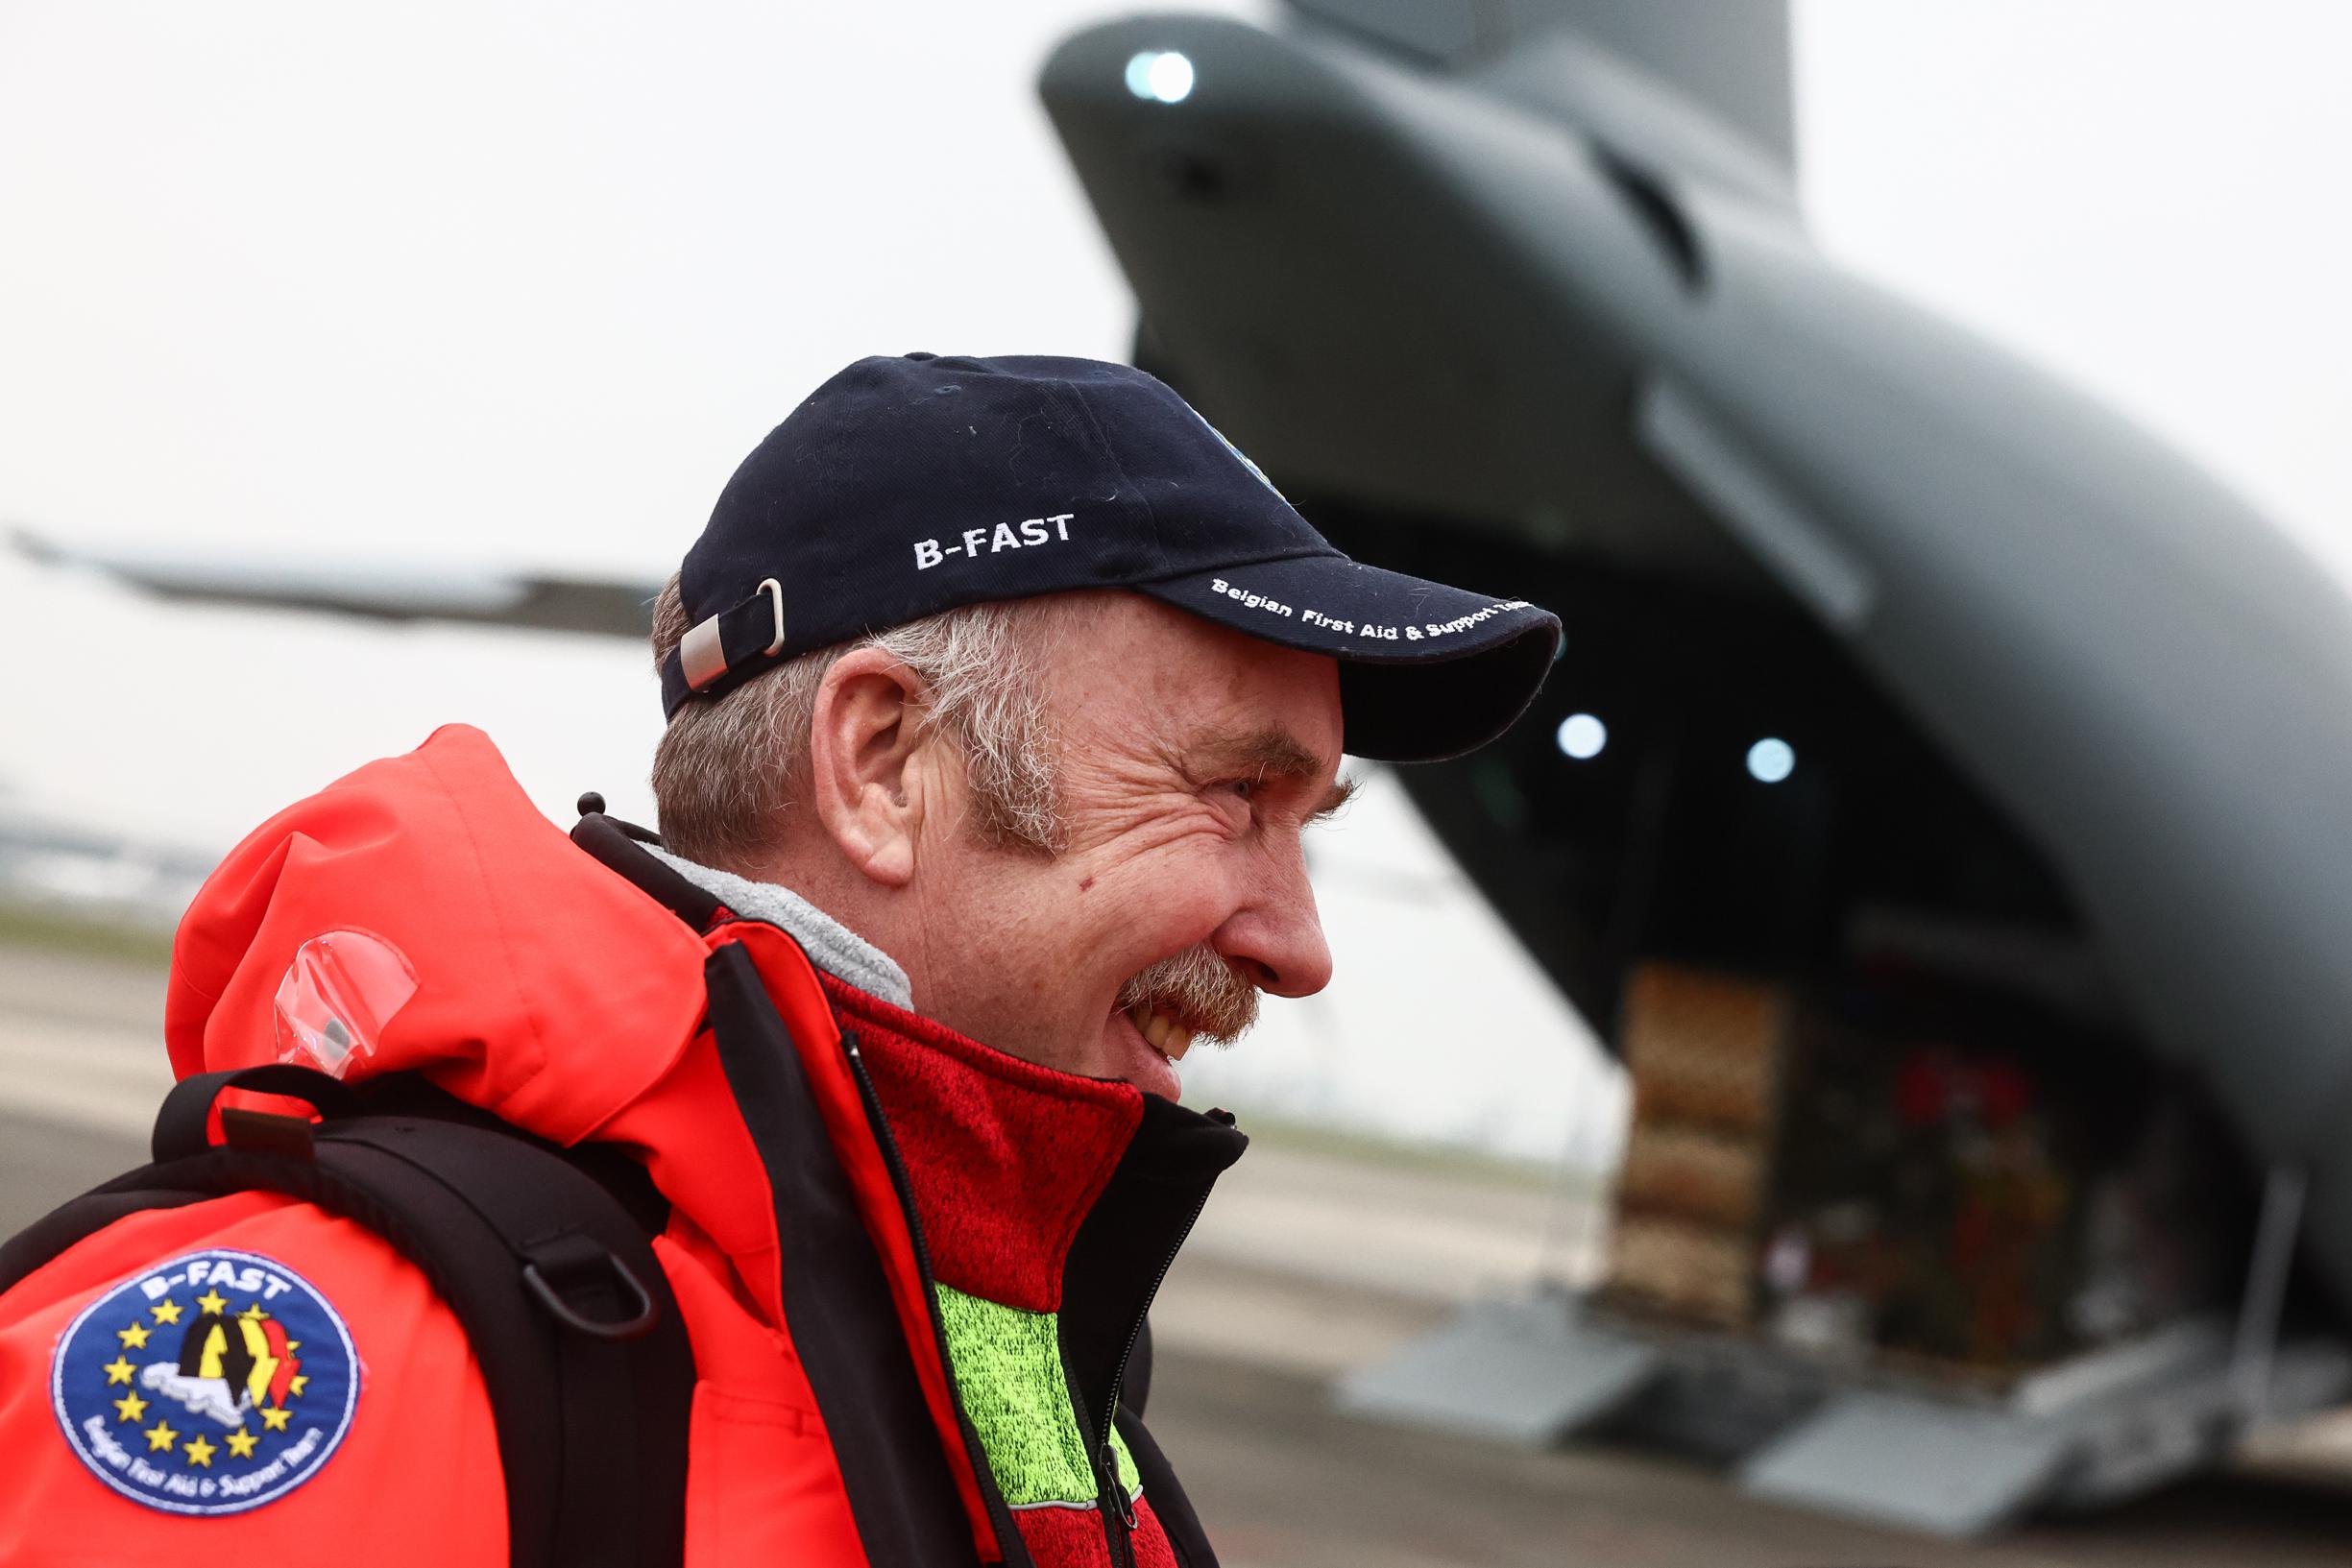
[15,0,2352,1538]
[1036,0,2352,1535]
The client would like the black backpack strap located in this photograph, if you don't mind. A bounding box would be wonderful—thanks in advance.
[0,1065,373,1294]
[303,1113,694,1568]
[0,1172,228,1293]
[3,1068,693,1568]
[152,1063,361,1161]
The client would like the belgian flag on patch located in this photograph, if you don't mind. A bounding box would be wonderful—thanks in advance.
[179,1308,302,1411]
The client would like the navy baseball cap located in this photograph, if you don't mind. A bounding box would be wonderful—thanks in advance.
[662,353,1561,761]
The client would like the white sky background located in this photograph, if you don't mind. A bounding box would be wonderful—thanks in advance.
[0,2,2346,1156]
[0,0,2343,835]
[0,0,1267,841]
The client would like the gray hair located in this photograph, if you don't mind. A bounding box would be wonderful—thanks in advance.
[649,574,1073,869]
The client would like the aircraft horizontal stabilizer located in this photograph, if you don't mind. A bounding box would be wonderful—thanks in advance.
[10,530,657,639]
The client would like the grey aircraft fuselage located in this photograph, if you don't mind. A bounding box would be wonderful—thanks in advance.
[1040,12,2352,1309]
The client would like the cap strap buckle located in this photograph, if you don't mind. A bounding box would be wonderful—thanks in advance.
[756,577,787,657]
[679,578,788,695]
[679,615,727,692]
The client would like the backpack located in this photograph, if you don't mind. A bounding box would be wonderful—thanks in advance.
[0,1060,696,1567]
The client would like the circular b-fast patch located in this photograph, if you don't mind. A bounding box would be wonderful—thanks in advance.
[51,1248,359,1515]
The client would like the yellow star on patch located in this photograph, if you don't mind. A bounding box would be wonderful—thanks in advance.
[195,1289,228,1315]
[103,1356,136,1387]
[112,1391,149,1424]
[144,1420,179,1453]
[260,1406,292,1433]
[226,1427,258,1459]
[287,1373,308,1398]
[149,1298,182,1325]
[115,1321,151,1350]
[182,1434,217,1469]
[237,1303,268,1321]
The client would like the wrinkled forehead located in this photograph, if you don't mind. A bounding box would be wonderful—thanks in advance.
[1044,591,1344,766]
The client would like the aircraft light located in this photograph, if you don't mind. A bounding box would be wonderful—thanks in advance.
[1556,712,1607,760]
[1746,737,1796,784]
[1125,50,1195,104]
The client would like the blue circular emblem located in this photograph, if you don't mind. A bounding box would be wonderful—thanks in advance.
[50,1248,359,1515]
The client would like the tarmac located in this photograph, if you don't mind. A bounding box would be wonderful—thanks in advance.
[3,938,2348,1566]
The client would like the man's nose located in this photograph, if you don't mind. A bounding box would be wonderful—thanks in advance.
[1212,856,1334,1000]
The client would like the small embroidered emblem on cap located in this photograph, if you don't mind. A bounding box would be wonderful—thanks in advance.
[914,513,1075,570]
[1197,414,1285,500]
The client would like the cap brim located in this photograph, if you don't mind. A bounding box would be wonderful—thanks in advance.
[1138,554,1563,762]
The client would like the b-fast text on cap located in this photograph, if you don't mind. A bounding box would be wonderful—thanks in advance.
[913,513,1075,570]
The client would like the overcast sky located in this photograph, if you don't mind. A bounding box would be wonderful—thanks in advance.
[4,1,2346,1160]
[1,0,2347,846]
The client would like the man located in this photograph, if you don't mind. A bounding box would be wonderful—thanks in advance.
[0,354,1559,1565]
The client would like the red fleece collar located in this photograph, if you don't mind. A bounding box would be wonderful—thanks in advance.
[819,974,1145,1314]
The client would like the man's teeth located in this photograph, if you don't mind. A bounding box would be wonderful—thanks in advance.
[1128,1003,1194,1063]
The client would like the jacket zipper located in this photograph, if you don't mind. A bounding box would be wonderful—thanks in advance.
[1085,1187,1212,1568]
[840,1012,1219,1568]
[838,1027,1032,1568]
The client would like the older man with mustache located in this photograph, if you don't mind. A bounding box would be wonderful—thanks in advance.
[0,354,1558,1568]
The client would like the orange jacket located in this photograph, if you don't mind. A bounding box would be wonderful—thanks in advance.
[0,726,1240,1567]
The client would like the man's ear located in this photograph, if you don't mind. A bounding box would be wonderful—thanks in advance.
[807,648,931,888]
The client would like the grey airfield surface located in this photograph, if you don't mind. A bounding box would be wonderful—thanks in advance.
[2,939,2347,1566]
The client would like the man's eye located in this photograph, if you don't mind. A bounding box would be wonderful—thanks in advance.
[1221,778,1255,802]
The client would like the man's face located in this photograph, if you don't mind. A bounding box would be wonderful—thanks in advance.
[904,595,1348,1098]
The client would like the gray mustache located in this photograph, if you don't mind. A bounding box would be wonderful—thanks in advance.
[1116,946,1258,1045]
